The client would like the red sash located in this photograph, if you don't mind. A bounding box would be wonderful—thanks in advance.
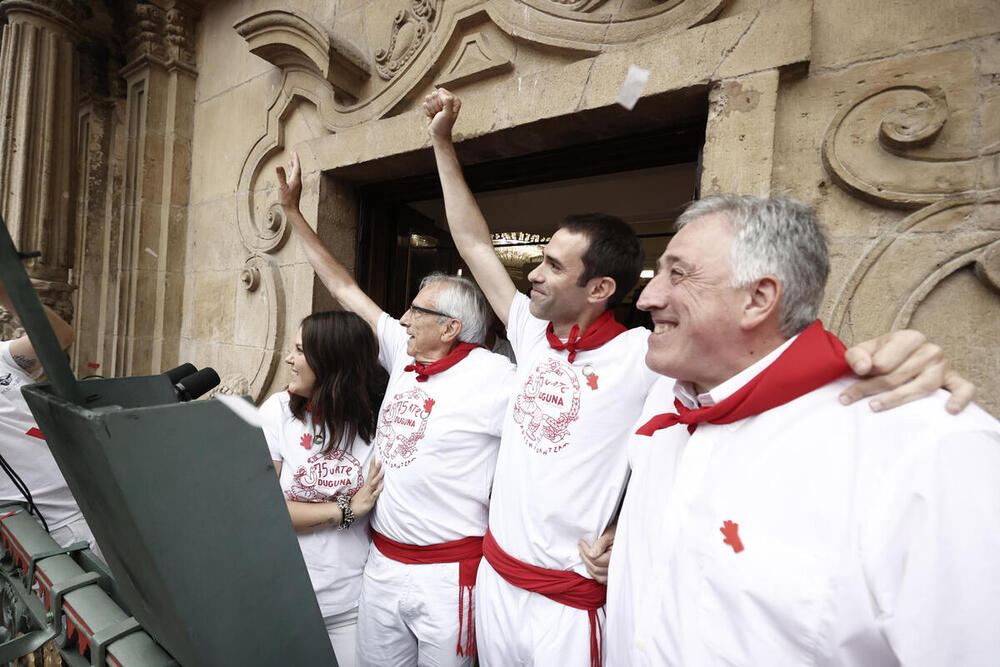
[371,530,483,657]
[482,529,605,667]
[636,321,850,436]
[545,310,626,363]
[404,342,478,382]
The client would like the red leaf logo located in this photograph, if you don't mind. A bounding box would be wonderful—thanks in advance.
[720,520,744,553]
[299,433,312,450]
[586,374,599,390]
[423,398,435,414]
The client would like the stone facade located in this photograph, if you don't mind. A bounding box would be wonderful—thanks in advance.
[0,0,997,415]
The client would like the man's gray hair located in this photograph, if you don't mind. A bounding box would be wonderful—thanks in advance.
[419,272,492,345]
[676,195,829,337]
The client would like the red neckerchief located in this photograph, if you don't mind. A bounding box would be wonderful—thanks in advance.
[404,342,478,382]
[545,310,626,363]
[636,321,850,436]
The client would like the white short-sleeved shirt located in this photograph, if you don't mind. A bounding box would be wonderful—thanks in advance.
[488,292,658,575]
[606,359,1000,666]
[0,341,84,531]
[260,391,374,618]
[371,312,515,545]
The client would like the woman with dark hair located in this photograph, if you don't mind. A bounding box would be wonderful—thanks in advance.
[260,310,387,666]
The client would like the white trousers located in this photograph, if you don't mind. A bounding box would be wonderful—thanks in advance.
[49,516,101,559]
[326,607,359,667]
[356,547,475,667]
[475,558,604,667]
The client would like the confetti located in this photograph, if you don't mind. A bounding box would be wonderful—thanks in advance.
[616,64,650,111]
[144,247,158,258]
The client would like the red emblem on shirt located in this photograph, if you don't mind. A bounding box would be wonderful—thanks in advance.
[513,358,581,455]
[25,427,44,440]
[299,433,312,450]
[720,520,744,553]
[376,388,432,468]
[286,450,364,502]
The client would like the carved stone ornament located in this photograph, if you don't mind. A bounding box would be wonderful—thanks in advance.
[239,254,285,403]
[828,195,1000,336]
[542,0,612,11]
[975,240,1000,293]
[124,0,198,74]
[0,306,25,341]
[374,0,437,81]
[211,374,252,399]
[822,84,1000,210]
[487,0,725,52]
[233,10,370,99]
[435,29,513,90]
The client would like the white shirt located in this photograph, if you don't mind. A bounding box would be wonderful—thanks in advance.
[371,312,515,545]
[489,292,659,575]
[0,341,84,530]
[260,391,374,617]
[606,346,1000,666]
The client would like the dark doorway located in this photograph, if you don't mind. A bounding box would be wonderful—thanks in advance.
[353,112,706,323]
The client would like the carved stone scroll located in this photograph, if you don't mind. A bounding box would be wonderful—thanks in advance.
[487,0,725,52]
[542,0,613,11]
[822,84,1000,209]
[828,196,1000,336]
[374,0,437,81]
[239,253,285,403]
[233,10,370,99]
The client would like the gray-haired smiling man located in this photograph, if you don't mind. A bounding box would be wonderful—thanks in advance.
[605,195,1000,666]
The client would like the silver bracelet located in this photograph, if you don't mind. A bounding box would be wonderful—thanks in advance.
[337,495,355,531]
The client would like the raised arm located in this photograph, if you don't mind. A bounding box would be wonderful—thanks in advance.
[424,88,517,325]
[0,277,75,373]
[276,152,382,331]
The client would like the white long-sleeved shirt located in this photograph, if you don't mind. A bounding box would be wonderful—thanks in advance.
[606,347,1000,666]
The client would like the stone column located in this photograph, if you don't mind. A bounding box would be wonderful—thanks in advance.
[0,0,82,322]
[700,68,781,197]
[113,0,198,375]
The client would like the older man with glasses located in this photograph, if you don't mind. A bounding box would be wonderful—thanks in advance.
[277,153,515,667]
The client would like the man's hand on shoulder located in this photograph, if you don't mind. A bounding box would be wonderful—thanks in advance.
[840,329,975,415]
[423,88,461,143]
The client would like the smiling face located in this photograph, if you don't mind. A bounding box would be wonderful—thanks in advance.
[637,212,750,393]
[399,282,456,362]
[285,326,317,398]
[526,228,593,325]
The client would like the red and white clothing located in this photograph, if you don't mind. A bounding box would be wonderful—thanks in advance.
[606,338,1000,666]
[0,341,96,549]
[477,292,658,666]
[357,313,515,667]
[260,390,374,658]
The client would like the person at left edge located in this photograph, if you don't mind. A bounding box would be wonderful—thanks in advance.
[276,151,516,667]
[0,278,99,552]
[260,311,387,667]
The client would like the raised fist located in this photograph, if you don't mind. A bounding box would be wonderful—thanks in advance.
[423,88,461,140]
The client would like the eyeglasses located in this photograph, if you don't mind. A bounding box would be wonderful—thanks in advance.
[407,302,456,320]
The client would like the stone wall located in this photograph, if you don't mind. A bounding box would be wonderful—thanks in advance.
[1,0,996,414]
